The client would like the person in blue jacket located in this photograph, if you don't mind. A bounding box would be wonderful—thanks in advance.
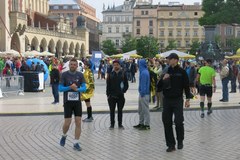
[133,59,150,130]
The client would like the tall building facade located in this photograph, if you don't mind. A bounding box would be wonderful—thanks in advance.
[132,3,204,51]
[49,0,100,52]
[157,4,204,51]
[133,5,158,37]
[101,0,136,49]
[0,0,89,57]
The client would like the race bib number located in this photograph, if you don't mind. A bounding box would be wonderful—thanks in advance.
[67,92,79,101]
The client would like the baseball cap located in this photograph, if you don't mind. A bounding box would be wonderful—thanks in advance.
[113,60,120,64]
[167,53,179,60]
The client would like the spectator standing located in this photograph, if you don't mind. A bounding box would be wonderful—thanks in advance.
[106,60,129,130]
[157,53,191,152]
[133,59,151,130]
[219,59,229,102]
[50,64,60,104]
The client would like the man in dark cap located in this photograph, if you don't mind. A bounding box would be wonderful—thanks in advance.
[157,53,192,152]
[106,60,129,130]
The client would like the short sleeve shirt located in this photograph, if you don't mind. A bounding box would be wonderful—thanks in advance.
[198,66,216,85]
[60,71,86,103]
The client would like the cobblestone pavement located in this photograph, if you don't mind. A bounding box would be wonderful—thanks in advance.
[1,109,240,160]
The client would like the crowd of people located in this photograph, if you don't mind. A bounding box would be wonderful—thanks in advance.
[2,54,240,152]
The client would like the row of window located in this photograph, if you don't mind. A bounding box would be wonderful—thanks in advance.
[135,28,203,36]
[50,5,79,10]
[159,30,202,37]
[140,11,198,16]
[136,20,199,27]
[104,16,132,22]
[108,27,130,33]
[113,39,192,48]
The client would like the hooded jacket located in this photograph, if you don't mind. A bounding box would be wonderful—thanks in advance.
[138,59,150,97]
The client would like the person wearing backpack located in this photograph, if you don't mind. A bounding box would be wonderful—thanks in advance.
[219,59,230,102]
[106,60,129,130]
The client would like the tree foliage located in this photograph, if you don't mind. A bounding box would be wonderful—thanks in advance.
[189,41,201,55]
[199,0,240,25]
[121,37,137,53]
[101,40,117,56]
[228,38,240,53]
[136,36,159,58]
[166,40,177,51]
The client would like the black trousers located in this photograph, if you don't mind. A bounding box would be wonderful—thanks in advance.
[107,95,125,126]
[162,97,184,147]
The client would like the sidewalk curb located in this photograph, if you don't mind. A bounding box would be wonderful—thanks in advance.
[1,105,240,117]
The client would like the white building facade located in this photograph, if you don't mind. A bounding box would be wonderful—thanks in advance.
[101,0,136,49]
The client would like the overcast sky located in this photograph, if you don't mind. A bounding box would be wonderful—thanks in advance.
[83,0,202,20]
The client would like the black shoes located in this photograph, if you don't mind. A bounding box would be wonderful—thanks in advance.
[138,125,150,130]
[219,99,228,102]
[166,146,176,152]
[207,109,212,115]
[109,125,114,130]
[201,113,205,118]
[133,124,144,129]
[166,143,183,152]
[118,125,125,130]
[133,124,150,130]
[177,142,183,150]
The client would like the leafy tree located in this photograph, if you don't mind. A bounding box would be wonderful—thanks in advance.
[136,36,159,58]
[101,40,117,56]
[199,0,240,25]
[121,37,137,53]
[166,40,177,51]
[228,38,240,53]
[189,41,200,55]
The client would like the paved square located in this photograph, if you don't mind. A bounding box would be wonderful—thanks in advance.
[0,109,240,160]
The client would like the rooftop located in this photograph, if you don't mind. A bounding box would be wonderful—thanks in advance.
[49,0,78,5]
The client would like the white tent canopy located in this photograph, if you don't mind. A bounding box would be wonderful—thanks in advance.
[41,51,55,56]
[160,50,189,58]
[1,49,20,57]
[23,50,40,57]
[123,50,137,59]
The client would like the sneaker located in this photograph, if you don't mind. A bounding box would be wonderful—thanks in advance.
[138,125,150,130]
[109,125,114,130]
[201,113,205,118]
[82,117,93,122]
[118,125,125,130]
[60,136,66,147]
[207,109,212,115]
[73,143,82,151]
[166,146,176,152]
[133,124,144,129]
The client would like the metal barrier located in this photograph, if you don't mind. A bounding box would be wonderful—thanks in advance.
[0,76,24,97]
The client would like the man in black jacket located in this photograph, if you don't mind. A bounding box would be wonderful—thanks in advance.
[158,53,192,152]
[106,60,129,130]
[50,64,60,104]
